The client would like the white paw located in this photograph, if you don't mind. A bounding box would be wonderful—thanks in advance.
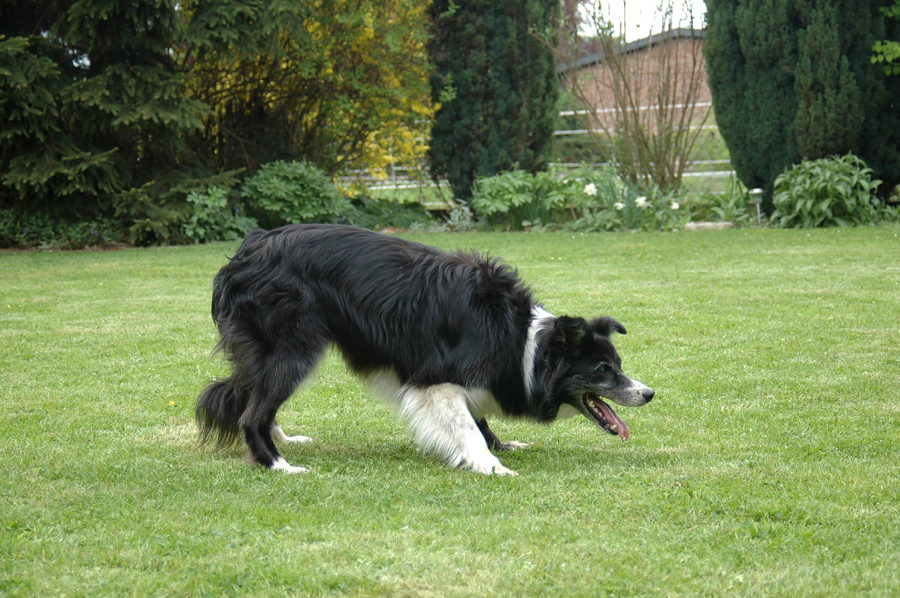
[272,425,313,444]
[504,441,532,450]
[270,457,309,474]
[469,459,518,476]
[491,464,519,476]
[279,434,313,444]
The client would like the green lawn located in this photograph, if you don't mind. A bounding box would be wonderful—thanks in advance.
[2,226,899,597]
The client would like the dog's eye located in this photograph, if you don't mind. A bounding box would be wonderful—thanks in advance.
[595,364,610,375]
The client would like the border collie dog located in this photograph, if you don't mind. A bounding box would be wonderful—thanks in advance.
[196,224,654,475]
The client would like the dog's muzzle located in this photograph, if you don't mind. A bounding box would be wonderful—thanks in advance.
[581,386,654,442]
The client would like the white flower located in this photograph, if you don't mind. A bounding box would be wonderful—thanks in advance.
[614,202,625,211]
[635,196,648,208]
[670,201,680,210]
[584,183,597,197]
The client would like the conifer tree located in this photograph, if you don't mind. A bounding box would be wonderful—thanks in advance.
[427,0,559,201]
[793,3,864,158]
[0,0,208,234]
[705,0,900,206]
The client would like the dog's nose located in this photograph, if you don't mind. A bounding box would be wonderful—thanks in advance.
[642,388,655,402]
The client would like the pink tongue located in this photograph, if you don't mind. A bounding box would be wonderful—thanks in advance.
[595,400,630,442]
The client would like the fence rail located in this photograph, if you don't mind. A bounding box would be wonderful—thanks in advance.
[341,118,736,199]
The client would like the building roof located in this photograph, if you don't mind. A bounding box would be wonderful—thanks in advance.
[557,28,705,73]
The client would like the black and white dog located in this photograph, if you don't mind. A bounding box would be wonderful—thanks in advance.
[196,224,654,475]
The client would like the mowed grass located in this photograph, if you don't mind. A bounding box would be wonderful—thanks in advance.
[1,226,899,597]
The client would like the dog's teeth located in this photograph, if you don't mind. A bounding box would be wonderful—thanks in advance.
[610,424,617,433]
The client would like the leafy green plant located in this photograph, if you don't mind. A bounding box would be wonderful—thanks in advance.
[0,210,123,249]
[0,210,57,248]
[571,176,688,232]
[57,218,124,249]
[565,165,630,231]
[771,154,882,228]
[441,201,480,232]
[181,187,258,243]
[240,160,351,226]
[470,167,582,229]
[691,177,754,227]
[343,196,432,231]
[637,186,688,232]
[470,169,538,228]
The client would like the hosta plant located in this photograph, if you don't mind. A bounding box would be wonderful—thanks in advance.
[771,154,882,228]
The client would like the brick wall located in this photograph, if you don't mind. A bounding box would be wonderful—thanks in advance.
[561,31,711,134]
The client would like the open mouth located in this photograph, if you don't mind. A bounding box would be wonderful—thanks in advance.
[583,393,629,442]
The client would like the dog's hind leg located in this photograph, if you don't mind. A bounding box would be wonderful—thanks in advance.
[240,342,325,473]
[400,384,518,476]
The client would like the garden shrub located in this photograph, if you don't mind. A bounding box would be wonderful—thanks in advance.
[442,201,479,232]
[570,168,687,232]
[0,209,124,249]
[771,154,882,228]
[240,160,351,226]
[472,165,695,232]
[470,167,581,229]
[691,177,754,227]
[181,187,258,243]
[57,218,125,249]
[343,196,432,231]
[635,186,688,232]
[569,165,631,231]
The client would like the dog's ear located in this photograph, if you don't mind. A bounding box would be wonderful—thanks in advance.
[591,316,627,337]
[555,316,589,347]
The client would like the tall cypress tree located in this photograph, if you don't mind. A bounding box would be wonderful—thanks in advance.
[704,0,900,206]
[428,0,559,201]
[793,3,864,157]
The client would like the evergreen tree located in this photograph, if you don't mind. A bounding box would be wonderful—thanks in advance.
[1,0,435,243]
[704,0,900,206]
[0,0,209,238]
[428,0,559,201]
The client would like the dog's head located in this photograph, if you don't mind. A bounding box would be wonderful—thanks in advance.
[546,316,654,441]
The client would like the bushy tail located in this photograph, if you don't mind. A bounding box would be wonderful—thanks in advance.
[196,378,248,448]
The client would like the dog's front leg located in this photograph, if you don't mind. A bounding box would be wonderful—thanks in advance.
[400,384,518,476]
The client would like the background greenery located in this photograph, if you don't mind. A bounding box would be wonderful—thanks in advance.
[704,0,900,208]
[427,0,559,201]
[2,227,899,596]
[0,0,433,242]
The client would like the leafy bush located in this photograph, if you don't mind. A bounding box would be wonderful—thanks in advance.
[0,210,57,248]
[342,196,432,231]
[571,169,687,232]
[441,201,480,232]
[569,166,631,231]
[691,177,754,227]
[181,187,258,243]
[57,219,125,249]
[471,165,694,232]
[635,186,688,232]
[470,169,542,228]
[0,210,124,249]
[470,167,581,229]
[240,160,351,226]
[771,154,882,228]
[113,170,242,246]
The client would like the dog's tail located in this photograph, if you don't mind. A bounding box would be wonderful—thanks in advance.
[196,378,247,448]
